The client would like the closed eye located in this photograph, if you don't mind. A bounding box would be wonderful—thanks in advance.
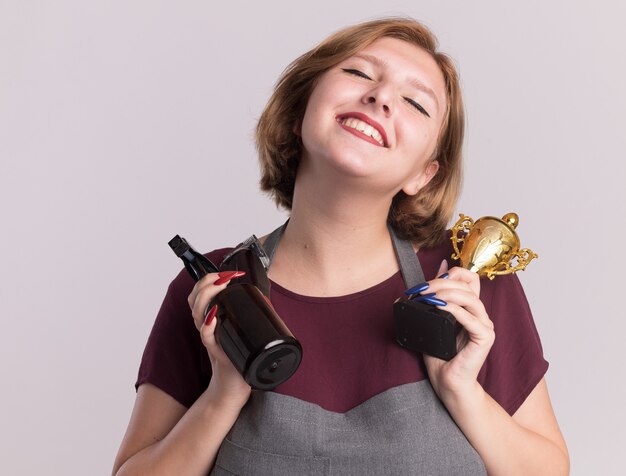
[342,68,372,80]
[343,67,431,118]
[404,97,430,118]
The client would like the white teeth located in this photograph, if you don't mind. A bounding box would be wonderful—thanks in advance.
[340,117,384,146]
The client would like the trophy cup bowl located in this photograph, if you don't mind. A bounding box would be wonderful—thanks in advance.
[451,213,537,279]
[394,213,537,360]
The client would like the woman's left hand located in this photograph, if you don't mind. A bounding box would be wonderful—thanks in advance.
[421,261,495,400]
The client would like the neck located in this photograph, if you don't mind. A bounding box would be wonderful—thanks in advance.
[289,189,391,254]
[267,165,401,296]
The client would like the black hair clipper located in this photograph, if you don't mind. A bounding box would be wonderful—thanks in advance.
[169,235,302,390]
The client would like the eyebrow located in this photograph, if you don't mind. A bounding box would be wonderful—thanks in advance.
[352,53,440,111]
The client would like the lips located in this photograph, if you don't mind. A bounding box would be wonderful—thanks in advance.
[336,112,388,148]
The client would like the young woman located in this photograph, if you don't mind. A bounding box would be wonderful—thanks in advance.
[113,18,569,475]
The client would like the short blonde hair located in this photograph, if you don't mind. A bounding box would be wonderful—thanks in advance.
[256,17,464,248]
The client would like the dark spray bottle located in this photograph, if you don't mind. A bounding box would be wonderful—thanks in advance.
[169,235,302,390]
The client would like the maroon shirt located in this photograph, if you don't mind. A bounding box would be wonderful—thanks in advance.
[136,236,548,415]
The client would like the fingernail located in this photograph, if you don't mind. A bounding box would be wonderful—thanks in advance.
[214,270,246,285]
[412,292,436,300]
[413,296,447,306]
[218,270,246,278]
[438,272,449,279]
[204,304,218,326]
[404,282,429,296]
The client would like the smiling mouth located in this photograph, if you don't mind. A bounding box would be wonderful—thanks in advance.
[336,113,388,148]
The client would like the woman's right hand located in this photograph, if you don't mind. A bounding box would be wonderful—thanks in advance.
[187,272,252,411]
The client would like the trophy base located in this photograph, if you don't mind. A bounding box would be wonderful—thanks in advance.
[393,298,462,361]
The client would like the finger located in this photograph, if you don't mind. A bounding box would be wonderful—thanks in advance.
[409,277,474,304]
[423,278,473,295]
[200,304,219,348]
[440,302,495,344]
[445,266,480,296]
[199,309,225,366]
[187,272,220,309]
[204,304,219,327]
[213,270,246,286]
[190,282,228,329]
[434,288,490,326]
[187,271,247,309]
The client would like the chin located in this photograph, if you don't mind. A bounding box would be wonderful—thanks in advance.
[329,142,386,174]
[302,135,386,180]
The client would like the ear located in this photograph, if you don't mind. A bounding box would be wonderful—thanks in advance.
[292,119,302,137]
[402,160,440,196]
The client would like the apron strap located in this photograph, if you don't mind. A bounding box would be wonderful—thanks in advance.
[261,220,425,289]
[261,220,288,266]
[389,225,425,289]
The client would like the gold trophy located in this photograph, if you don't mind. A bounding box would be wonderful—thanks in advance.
[394,213,537,360]
[450,213,537,279]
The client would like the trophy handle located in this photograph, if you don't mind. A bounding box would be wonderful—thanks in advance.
[484,248,539,279]
[450,214,474,261]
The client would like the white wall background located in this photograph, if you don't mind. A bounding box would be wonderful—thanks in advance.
[1,1,624,474]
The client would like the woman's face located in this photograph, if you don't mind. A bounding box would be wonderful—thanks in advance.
[300,37,448,196]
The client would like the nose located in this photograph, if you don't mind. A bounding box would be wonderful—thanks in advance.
[362,83,394,116]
